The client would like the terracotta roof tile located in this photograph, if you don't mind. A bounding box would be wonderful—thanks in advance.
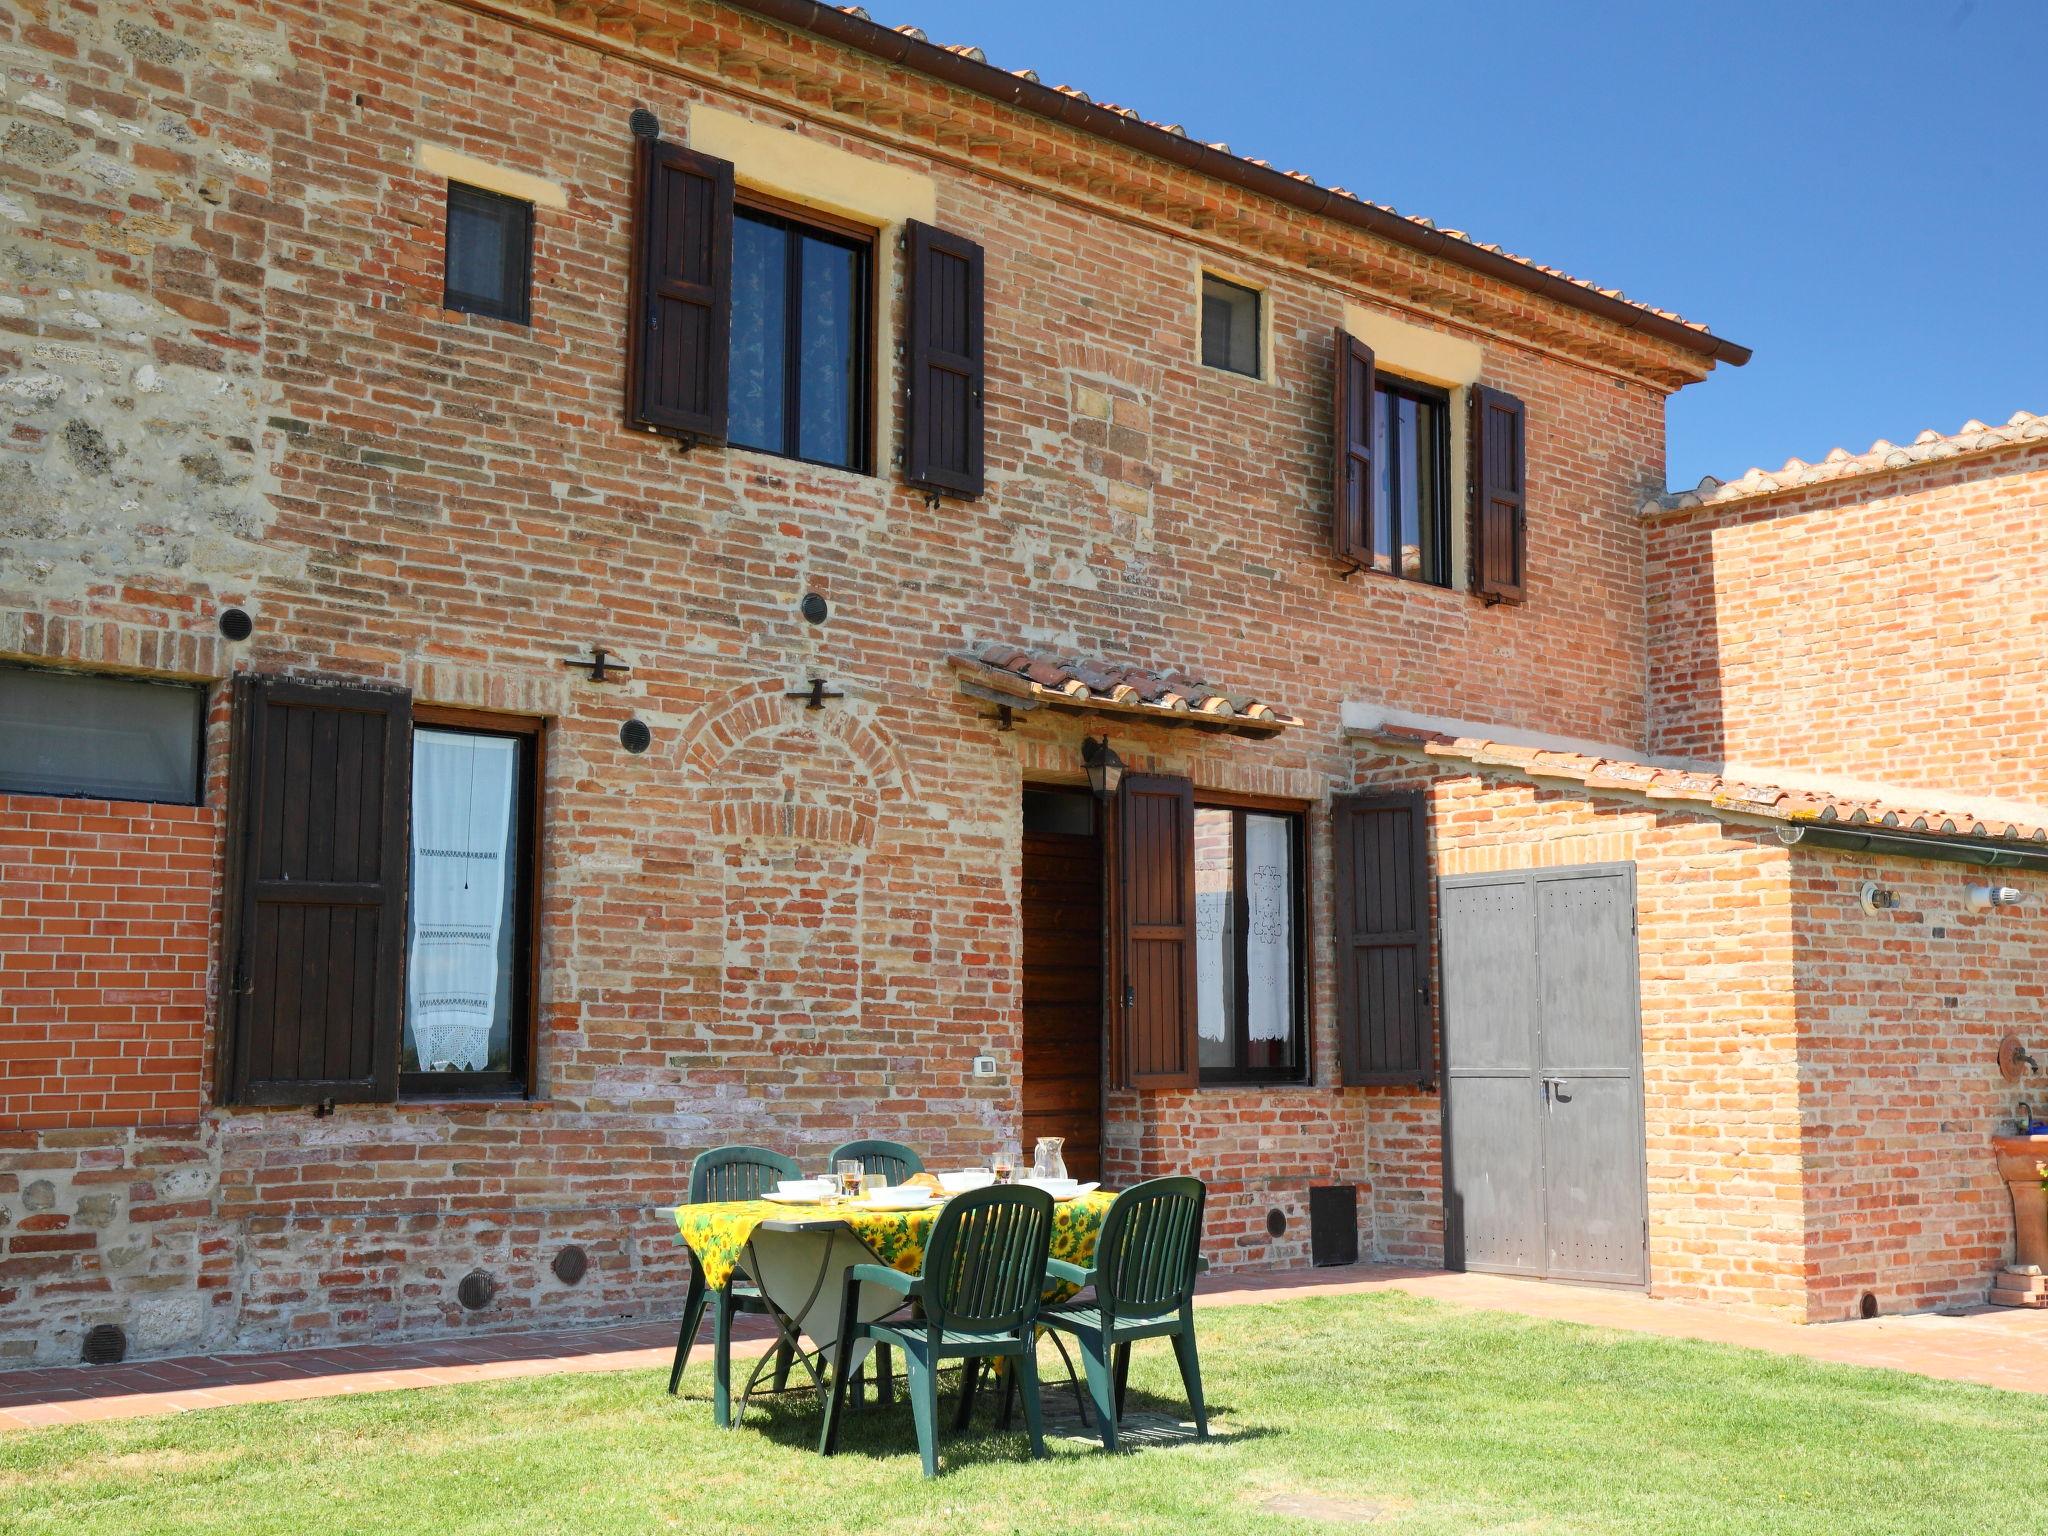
[1358,723,2048,848]
[951,645,1300,736]
[1645,409,2048,514]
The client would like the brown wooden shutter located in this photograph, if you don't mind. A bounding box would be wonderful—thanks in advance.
[220,675,411,1106]
[1332,791,1434,1086]
[1115,773,1197,1089]
[626,137,734,443]
[903,219,985,499]
[1471,384,1527,604]
[1331,327,1376,568]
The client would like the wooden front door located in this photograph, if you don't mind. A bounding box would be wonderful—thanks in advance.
[1020,787,1104,1181]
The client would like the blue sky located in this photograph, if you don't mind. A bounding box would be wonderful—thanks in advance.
[873,0,2044,488]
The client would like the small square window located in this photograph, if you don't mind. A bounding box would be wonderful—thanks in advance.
[443,182,533,325]
[0,665,206,805]
[1201,273,1261,378]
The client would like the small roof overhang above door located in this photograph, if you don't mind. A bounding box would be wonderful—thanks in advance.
[950,644,1301,739]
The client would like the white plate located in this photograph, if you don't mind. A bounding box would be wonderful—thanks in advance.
[937,1169,994,1194]
[761,1190,832,1205]
[1024,1180,1098,1202]
[863,1190,939,1210]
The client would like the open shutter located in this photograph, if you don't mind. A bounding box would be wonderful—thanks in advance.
[1331,327,1376,568]
[1333,791,1434,1086]
[220,675,411,1106]
[1471,384,1527,604]
[903,219,985,498]
[626,137,733,443]
[1115,773,1197,1089]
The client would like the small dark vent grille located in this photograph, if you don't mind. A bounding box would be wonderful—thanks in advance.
[1309,1185,1359,1267]
[619,719,652,754]
[81,1323,127,1365]
[799,592,829,624]
[552,1245,590,1285]
[1265,1207,1287,1239]
[629,108,661,140]
[218,607,253,641]
[457,1269,498,1311]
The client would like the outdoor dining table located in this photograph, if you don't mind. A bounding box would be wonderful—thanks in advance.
[672,1189,1117,1423]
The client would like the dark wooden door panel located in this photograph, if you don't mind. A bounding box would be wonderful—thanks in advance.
[1020,817,1104,1182]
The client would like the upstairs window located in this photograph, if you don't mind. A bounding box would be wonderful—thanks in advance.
[444,182,533,325]
[1372,374,1452,586]
[1201,273,1261,377]
[728,197,872,471]
[0,665,205,806]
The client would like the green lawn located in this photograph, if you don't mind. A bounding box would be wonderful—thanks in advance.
[5,1291,2044,1536]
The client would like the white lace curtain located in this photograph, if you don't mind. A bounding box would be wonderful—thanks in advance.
[406,730,516,1072]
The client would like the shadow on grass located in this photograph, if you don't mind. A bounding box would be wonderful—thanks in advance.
[713,1363,1263,1475]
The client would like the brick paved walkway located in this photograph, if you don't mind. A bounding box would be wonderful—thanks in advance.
[5,1264,2044,1431]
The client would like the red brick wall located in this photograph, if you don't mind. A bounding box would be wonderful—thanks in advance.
[1790,850,2036,1319]
[0,0,1703,1360]
[1357,756,1809,1318]
[1647,444,2048,801]
[0,796,217,1130]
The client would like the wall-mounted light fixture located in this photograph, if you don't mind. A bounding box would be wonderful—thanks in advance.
[1859,881,1899,914]
[1081,736,1125,800]
[1967,884,2026,912]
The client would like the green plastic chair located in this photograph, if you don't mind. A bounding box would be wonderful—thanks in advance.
[825,1139,927,1405]
[668,1144,801,1426]
[1036,1176,1209,1450]
[826,1138,926,1185]
[819,1184,1057,1477]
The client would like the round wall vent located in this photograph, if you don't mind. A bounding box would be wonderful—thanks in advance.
[457,1269,498,1311]
[552,1244,590,1285]
[1265,1207,1288,1239]
[1859,1291,1879,1320]
[619,718,652,754]
[81,1323,127,1365]
[218,607,254,641]
[628,108,661,140]
[799,592,829,625]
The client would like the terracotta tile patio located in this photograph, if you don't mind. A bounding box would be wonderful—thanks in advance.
[4,1264,2043,1432]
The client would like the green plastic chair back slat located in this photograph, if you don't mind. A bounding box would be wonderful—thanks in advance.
[922,1185,1055,1336]
[1097,1176,1206,1317]
[688,1144,800,1205]
[826,1138,926,1185]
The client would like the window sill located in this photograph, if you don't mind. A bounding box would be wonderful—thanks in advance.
[395,1097,552,1112]
[1339,564,1473,603]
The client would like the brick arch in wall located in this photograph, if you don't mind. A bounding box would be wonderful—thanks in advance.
[674,683,917,1084]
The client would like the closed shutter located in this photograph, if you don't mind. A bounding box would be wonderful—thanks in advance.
[626,137,734,443]
[1471,384,1527,604]
[220,675,411,1106]
[1332,791,1434,1085]
[903,219,985,498]
[1115,773,1197,1089]
[1331,328,1376,568]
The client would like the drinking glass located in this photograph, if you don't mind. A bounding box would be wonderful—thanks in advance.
[991,1145,1017,1185]
[836,1159,864,1199]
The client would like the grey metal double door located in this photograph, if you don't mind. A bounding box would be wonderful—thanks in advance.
[1439,863,1647,1286]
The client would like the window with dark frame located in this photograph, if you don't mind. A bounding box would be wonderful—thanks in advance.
[401,710,540,1099]
[728,196,873,472]
[1193,802,1306,1083]
[0,664,206,806]
[1200,272,1261,377]
[1371,374,1452,586]
[443,182,533,325]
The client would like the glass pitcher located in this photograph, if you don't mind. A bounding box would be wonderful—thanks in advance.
[1031,1136,1068,1181]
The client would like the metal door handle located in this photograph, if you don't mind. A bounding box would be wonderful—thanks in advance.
[1543,1076,1572,1105]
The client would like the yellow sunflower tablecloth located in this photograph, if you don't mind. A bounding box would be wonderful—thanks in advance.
[674,1190,1116,1290]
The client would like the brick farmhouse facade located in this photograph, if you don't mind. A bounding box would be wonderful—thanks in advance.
[1,0,2041,1364]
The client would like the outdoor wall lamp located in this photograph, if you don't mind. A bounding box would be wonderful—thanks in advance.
[1082,736,1125,800]
[1967,883,2025,912]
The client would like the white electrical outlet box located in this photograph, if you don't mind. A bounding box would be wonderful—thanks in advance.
[971,1055,998,1078]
